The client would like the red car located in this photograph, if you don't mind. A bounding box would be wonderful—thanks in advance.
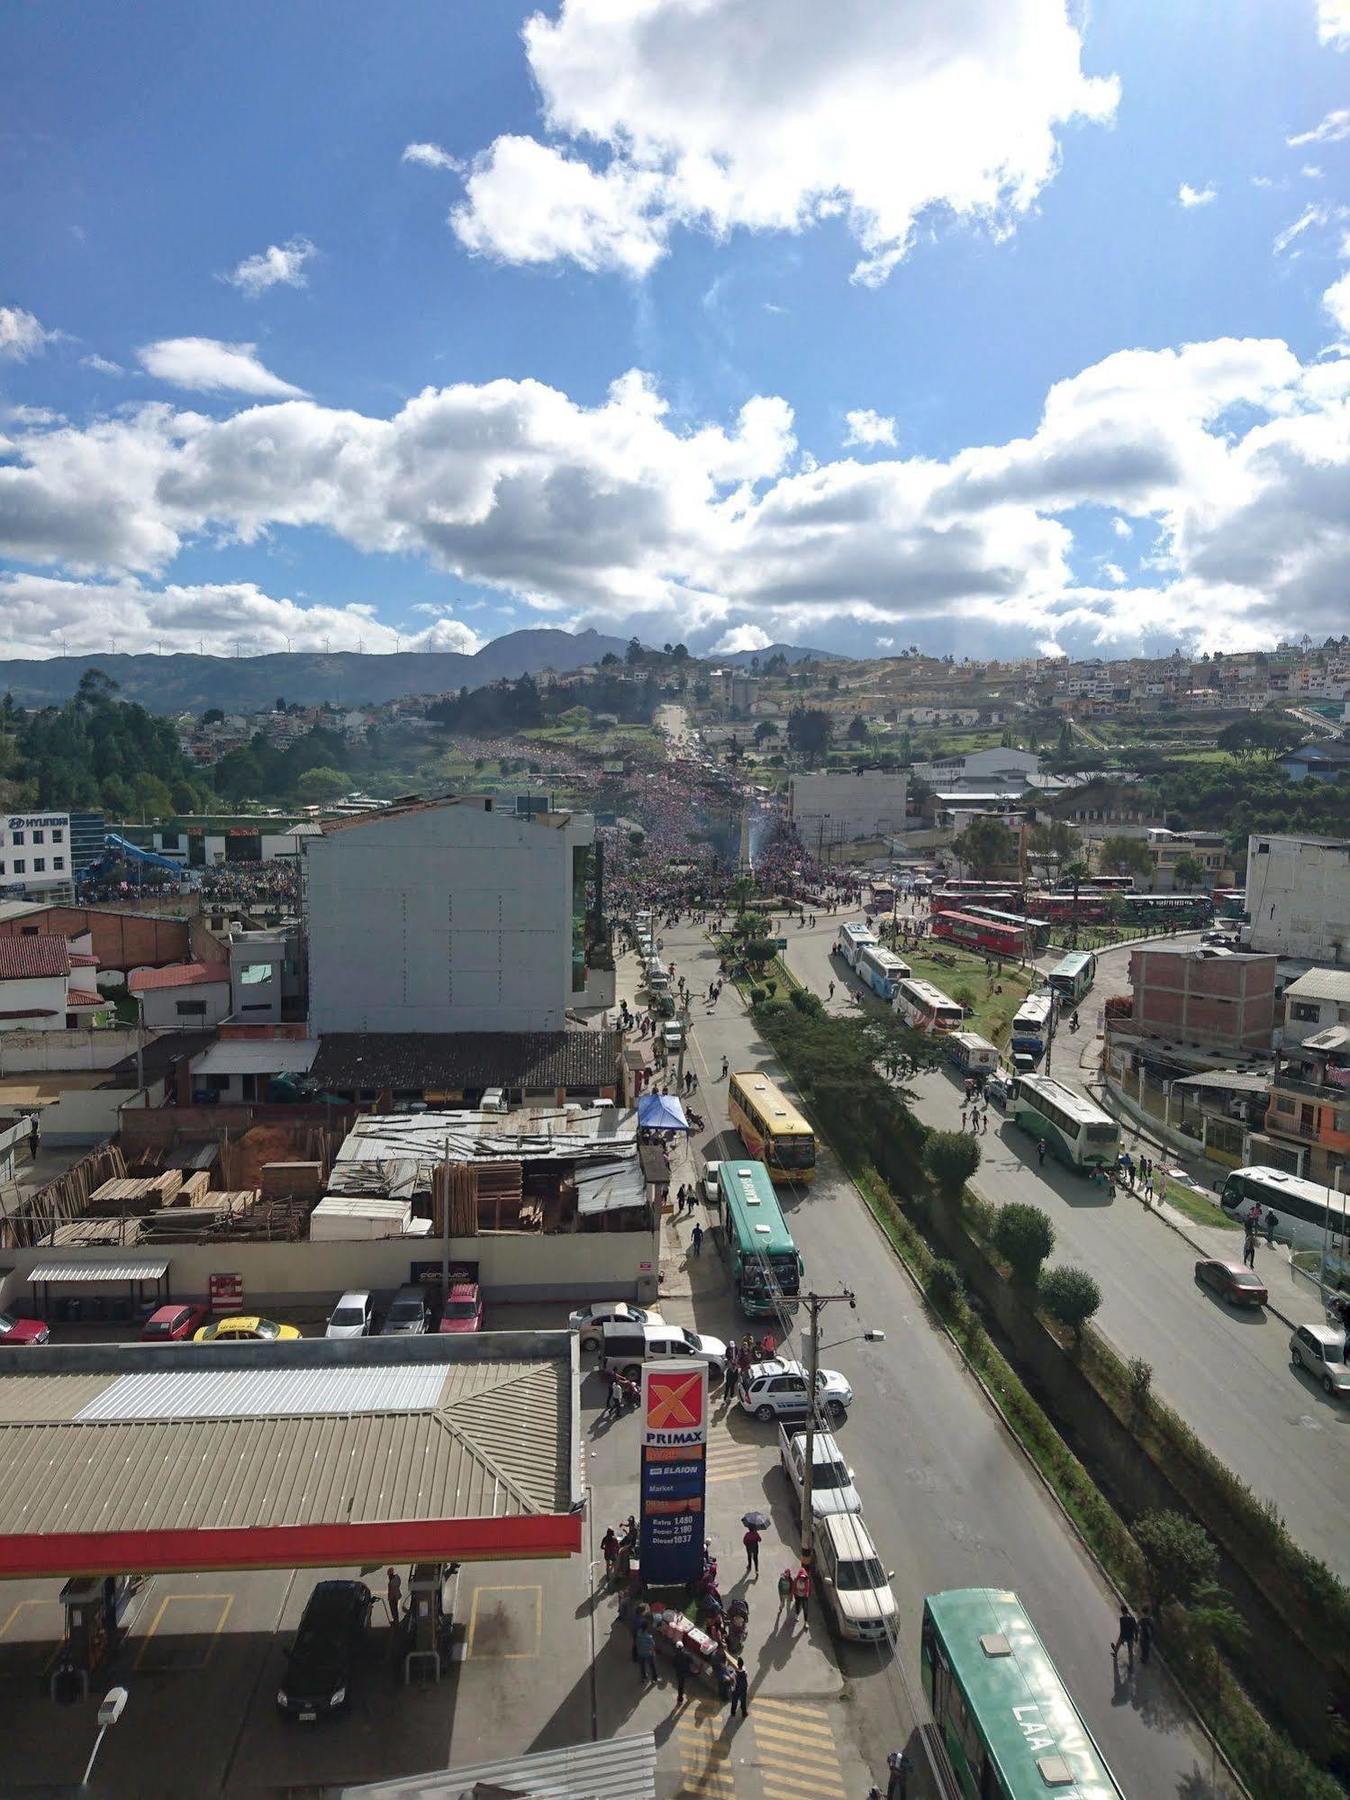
[0,1308,50,1346]
[1194,1260,1267,1308]
[437,1281,484,1333]
[141,1302,211,1342]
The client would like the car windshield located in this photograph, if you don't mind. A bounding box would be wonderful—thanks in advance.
[389,1301,423,1321]
[1324,1339,1346,1365]
[681,1329,702,1349]
[330,1307,365,1326]
[836,1556,888,1592]
[253,1320,281,1339]
[443,1299,478,1319]
[815,1462,850,1489]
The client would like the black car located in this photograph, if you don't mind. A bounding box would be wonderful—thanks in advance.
[276,1580,373,1720]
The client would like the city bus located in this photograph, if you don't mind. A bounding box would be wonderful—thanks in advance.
[713,1158,804,1317]
[922,1589,1124,1800]
[1213,887,1246,920]
[932,880,1022,908]
[1025,892,1108,926]
[834,919,878,969]
[895,976,965,1033]
[857,942,911,1001]
[728,1070,817,1184]
[962,906,1050,953]
[1047,950,1096,1006]
[1220,1165,1350,1256]
[1125,892,1214,927]
[1011,1074,1120,1170]
[931,909,1026,963]
[1079,875,1135,894]
[1011,991,1054,1061]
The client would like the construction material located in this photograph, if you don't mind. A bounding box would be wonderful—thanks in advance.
[170,1170,211,1207]
[86,1171,182,1216]
[258,1161,323,1202]
[310,1196,413,1241]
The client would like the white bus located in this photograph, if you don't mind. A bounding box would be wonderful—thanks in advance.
[895,976,964,1033]
[1220,1165,1350,1256]
[835,920,878,969]
[857,943,911,1002]
[1011,991,1055,1060]
[1011,1074,1120,1171]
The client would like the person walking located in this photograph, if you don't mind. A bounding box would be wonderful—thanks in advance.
[28,1113,40,1165]
[635,1619,658,1685]
[601,1527,620,1582]
[691,1222,704,1258]
[1036,1138,1047,1167]
[1138,1607,1154,1667]
[386,1566,403,1626]
[743,1525,761,1577]
[1265,1210,1277,1247]
[720,1055,729,1079]
[960,1107,968,1132]
[1242,1224,1256,1270]
[792,1563,811,1623]
[1111,1602,1137,1672]
[729,1656,749,1718]
[886,1749,913,1800]
[672,1637,692,1703]
[776,1568,793,1620]
[828,981,835,1000]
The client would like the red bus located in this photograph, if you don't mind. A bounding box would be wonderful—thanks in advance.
[933,880,1023,906]
[1025,892,1108,925]
[963,906,1050,952]
[932,909,1027,960]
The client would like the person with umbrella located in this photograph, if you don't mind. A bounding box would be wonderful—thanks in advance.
[742,1512,766,1577]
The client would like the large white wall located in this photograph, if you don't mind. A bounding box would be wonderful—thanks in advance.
[789,770,909,846]
[305,801,592,1035]
[1246,835,1350,964]
[0,973,71,1032]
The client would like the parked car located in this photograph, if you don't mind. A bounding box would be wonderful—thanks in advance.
[1194,1259,1266,1308]
[141,1302,210,1342]
[0,1308,50,1346]
[661,1020,685,1053]
[567,1300,664,1352]
[779,1424,861,1520]
[1289,1323,1350,1397]
[813,1512,898,1644]
[597,1319,728,1383]
[983,1071,1012,1110]
[193,1315,301,1343]
[276,1580,373,1720]
[437,1280,484,1333]
[737,1358,853,1424]
[325,1291,373,1340]
[380,1285,431,1337]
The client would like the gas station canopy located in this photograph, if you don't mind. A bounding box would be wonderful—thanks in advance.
[0,1333,582,1578]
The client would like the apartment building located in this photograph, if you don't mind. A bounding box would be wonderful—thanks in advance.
[1245,834,1350,964]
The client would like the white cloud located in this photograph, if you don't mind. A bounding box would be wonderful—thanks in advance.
[1316,0,1349,49]
[1112,516,1132,537]
[712,624,772,654]
[1287,108,1350,147]
[81,353,124,376]
[1303,165,1325,180]
[224,237,317,298]
[1273,201,1343,255]
[0,306,56,360]
[876,635,895,648]
[843,408,898,449]
[4,405,64,428]
[136,338,309,398]
[402,141,463,172]
[1178,183,1217,209]
[1325,269,1350,335]
[451,0,1118,284]
[1251,175,1276,189]
[1100,562,1127,585]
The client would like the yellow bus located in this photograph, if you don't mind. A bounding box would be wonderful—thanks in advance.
[728,1070,817,1184]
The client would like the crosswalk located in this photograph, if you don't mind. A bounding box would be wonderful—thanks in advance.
[704,1435,764,1486]
[673,1704,736,1797]
[669,1694,848,1798]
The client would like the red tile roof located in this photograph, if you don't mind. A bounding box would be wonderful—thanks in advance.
[0,939,71,981]
[128,961,229,993]
[69,952,100,968]
[64,989,102,1009]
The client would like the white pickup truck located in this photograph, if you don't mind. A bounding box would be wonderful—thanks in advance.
[778,1422,863,1521]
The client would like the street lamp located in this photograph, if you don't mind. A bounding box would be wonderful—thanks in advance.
[82,1685,128,1786]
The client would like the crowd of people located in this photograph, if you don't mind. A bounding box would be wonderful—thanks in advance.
[198,859,300,908]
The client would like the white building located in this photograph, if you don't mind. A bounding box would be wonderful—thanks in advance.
[1280,968,1350,1049]
[128,959,233,1030]
[911,747,1040,790]
[1245,834,1350,965]
[0,937,102,1031]
[303,796,603,1035]
[787,770,909,852]
[0,811,73,901]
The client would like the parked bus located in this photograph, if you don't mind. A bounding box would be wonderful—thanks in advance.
[1220,1165,1350,1256]
[856,942,911,1001]
[1213,887,1246,920]
[1125,892,1215,927]
[1047,950,1096,1006]
[1011,1074,1120,1170]
[834,919,878,969]
[868,881,897,912]
[895,976,965,1033]
[1078,875,1136,894]
[962,906,1050,953]
[922,1589,1124,1800]
[946,1031,999,1077]
[1024,892,1108,926]
[1011,991,1054,1061]
[932,880,1022,908]
[931,909,1026,963]
[728,1070,817,1184]
[712,1159,804,1316]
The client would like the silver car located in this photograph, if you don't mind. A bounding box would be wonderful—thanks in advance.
[1290,1323,1350,1397]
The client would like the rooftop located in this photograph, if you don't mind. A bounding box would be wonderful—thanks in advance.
[0,938,71,981]
[128,960,230,993]
[310,1029,621,1094]
[1282,968,1350,1003]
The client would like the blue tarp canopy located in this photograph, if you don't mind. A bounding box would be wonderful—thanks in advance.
[637,1092,690,1132]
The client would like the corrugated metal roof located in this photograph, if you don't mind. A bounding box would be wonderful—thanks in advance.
[29,1258,170,1283]
[574,1158,647,1216]
[191,1038,320,1075]
[76,1364,449,1422]
[340,1732,658,1800]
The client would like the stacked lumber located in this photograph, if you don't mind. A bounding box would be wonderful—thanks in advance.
[258,1161,323,1201]
[38,1218,144,1249]
[86,1171,182,1216]
[169,1170,212,1207]
[431,1162,479,1238]
[475,1161,525,1232]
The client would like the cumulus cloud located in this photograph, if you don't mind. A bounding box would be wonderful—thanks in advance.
[1178,183,1217,208]
[402,141,463,172]
[1325,269,1350,335]
[1288,109,1350,146]
[451,0,1118,284]
[0,306,56,360]
[136,338,309,398]
[843,409,898,449]
[1100,562,1127,585]
[1112,516,1132,537]
[224,237,317,298]
[712,623,772,654]
[1316,0,1349,49]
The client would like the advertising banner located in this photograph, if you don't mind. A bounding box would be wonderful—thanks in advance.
[638,1360,708,1585]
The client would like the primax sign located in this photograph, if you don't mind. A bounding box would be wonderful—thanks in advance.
[638,1360,707,1585]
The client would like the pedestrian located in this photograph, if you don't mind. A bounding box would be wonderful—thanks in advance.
[635,1619,658,1684]
[1265,1210,1277,1247]
[28,1114,39,1164]
[1036,1138,1047,1167]
[729,1656,749,1718]
[386,1566,403,1625]
[792,1563,811,1622]
[776,1568,793,1619]
[960,1108,968,1131]
[1111,1602,1137,1672]
[726,1340,740,1383]
[691,1222,704,1258]
[828,981,835,1000]
[886,1749,913,1800]
[1138,1607,1154,1667]
[601,1527,620,1581]
[1242,1232,1256,1269]
[672,1636,692,1703]
[721,1055,729,1079]
[759,1331,775,1359]
[743,1525,761,1577]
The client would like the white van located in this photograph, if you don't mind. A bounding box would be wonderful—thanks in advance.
[598,1319,727,1382]
[813,1513,897,1644]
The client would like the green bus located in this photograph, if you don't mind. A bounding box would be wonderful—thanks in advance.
[922,1589,1124,1800]
[1047,950,1095,1006]
[713,1159,803,1317]
[1011,1074,1119,1172]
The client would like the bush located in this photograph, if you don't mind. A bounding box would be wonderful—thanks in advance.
[1038,1264,1102,1341]
[1136,1509,1220,1607]
[1127,1357,1153,1414]
[993,1202,1056,1283]
[922,1130,982,1199]
[790,987,824,1016]
[953,984,977,1014]
[927,1258,964,1309]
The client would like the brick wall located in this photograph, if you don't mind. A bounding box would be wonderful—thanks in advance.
[0,907,191,969]
[1129,948,1276,1052]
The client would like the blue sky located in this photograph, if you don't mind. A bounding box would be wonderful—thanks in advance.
[1,0,1348,664]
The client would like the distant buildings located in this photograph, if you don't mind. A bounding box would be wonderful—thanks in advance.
[1280,968,1350,1049]
[1245,834,1350,965]
[0,811,74,902]
[1277,740,1350,783]
[787,769,909,852]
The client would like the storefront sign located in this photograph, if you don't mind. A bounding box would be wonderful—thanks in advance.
[639,1360,707,1584]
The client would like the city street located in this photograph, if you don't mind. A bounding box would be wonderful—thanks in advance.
[656,923,1235,1799]
[779,915,1348,1579]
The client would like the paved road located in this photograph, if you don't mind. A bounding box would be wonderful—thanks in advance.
[660,923,1234,1800]
[779,915,1349,1579]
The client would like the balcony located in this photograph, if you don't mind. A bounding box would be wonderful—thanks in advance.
[1271,1072,1350,1104]
[1263,1113,1321,1142]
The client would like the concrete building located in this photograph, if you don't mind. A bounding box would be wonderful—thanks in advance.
[1277,739,1350,783]
[304,796,605,1036]
[1245,834,1350,965]
[911,747,1039,790]
[0,937,102,1032]
[128,959,232,1030]
[1128,945,1277,1055]
[788,769,909,853]
[1260,1026,1350,1187]
[0,811,73,902]
[1281,968,1350,1049]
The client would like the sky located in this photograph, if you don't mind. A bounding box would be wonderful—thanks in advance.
[1,0,1348,666]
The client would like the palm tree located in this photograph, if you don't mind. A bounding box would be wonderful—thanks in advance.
[1060,857,1090,950]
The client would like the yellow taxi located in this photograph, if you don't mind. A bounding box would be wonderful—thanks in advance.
[192,1315,302,1343]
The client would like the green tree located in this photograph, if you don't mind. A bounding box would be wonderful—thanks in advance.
[1027,820,1074,883]
[100,773,134,818]
[296,766,348,802]
[1171,852,1206,890]
[132,772,174,818]
[1038,1265,1102,1342]
[1098,834,1153,880]
[624,636,644,667]
[786,707,833,763]
[846,714,869,744]
[1135,1510,1220,1607]
[202,707,225,726]
[860,1013,942,1085]
[922,1130,982,1199]
[958,815,1016,879]
[170,779,201,814]
[993,1202,1055,1284]
[741,937,778,971]
[753,720,779,747]
[1216,715,1303,764]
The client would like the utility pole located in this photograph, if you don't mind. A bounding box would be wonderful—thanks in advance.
[799,1286,856,1563]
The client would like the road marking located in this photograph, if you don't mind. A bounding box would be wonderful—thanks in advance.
[134,1592,233,1672]
[674,1710,737,1796]
[752,1699,848,1798]
[464,1583,542,1659]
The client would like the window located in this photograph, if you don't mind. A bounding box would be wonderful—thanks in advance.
[10,832,22,846]
[32,858,44,873]
[53,857,64,871]
[175,1000,208,1018]
[12,860,24,875]
[1290,1003,1322,1023]
[52,829,63,844]
[32,830,43,845]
